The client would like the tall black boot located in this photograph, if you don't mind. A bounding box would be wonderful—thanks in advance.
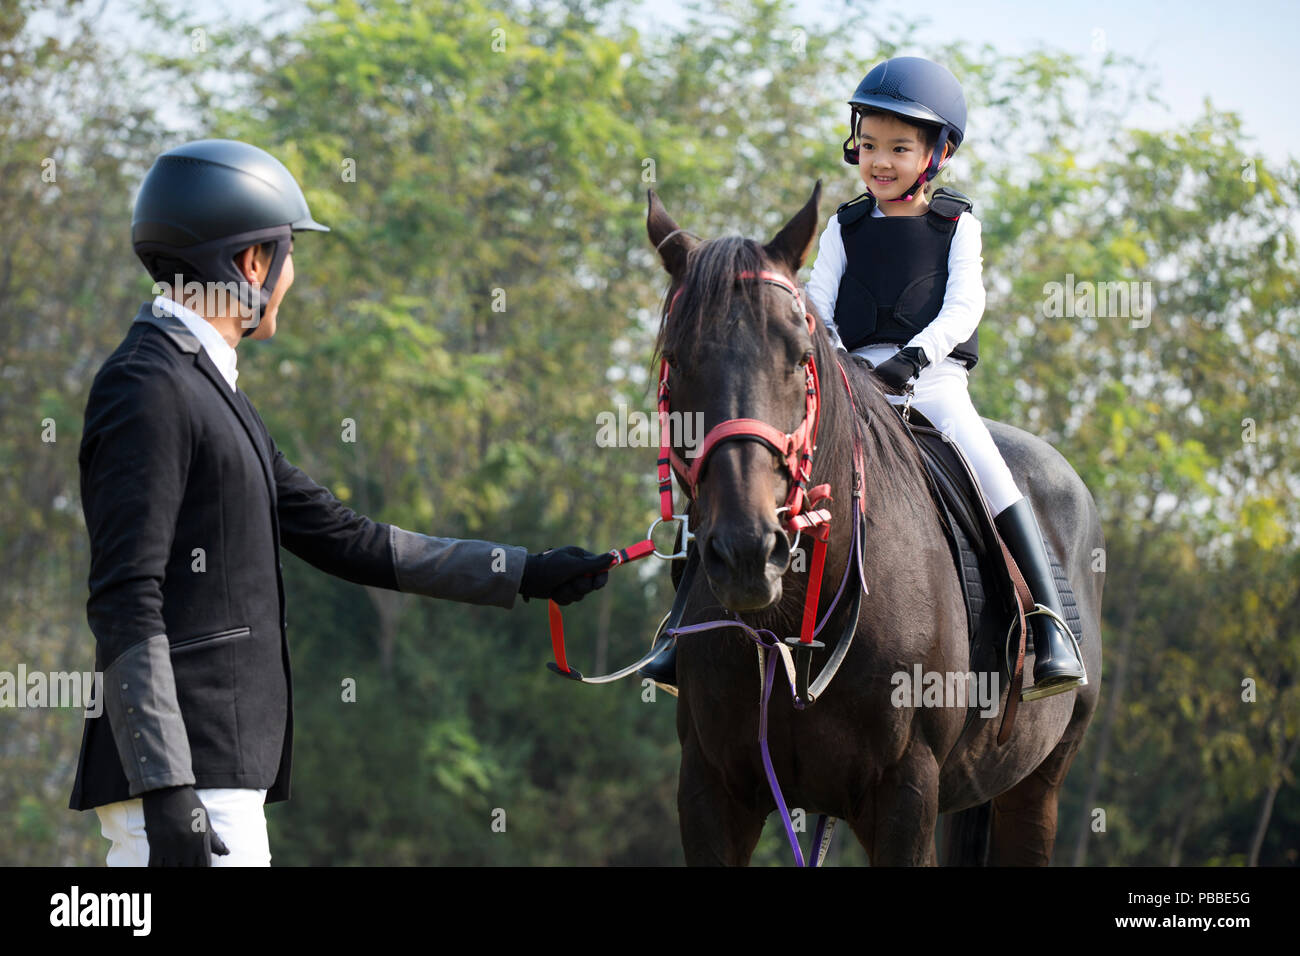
[993,497,1086,701]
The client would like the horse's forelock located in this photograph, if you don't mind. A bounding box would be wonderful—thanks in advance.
[654,236,770,368]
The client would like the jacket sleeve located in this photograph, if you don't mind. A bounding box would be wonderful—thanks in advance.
[269,434,528,609]
[79,360,196,796]
[906,212,986,365]
[804,217,848,350]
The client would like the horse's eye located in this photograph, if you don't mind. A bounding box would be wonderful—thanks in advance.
[662,352,676,369]
[798,350,813,368]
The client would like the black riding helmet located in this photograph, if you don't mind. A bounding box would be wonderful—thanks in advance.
[842,57,967,200]
[132,139,329,335]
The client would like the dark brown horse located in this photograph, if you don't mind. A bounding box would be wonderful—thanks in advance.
[646,183,1103,865]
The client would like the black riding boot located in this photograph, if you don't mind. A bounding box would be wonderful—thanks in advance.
[639,517,690,692]
[993,497,1086,701]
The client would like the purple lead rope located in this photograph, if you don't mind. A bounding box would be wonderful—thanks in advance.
[666,617,816,866]
[758,644,807,865]
[664,511,863,866]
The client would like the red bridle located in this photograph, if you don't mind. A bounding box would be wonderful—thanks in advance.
[545,265,868,683]
[542,259,875,867]
[656,269,834,540]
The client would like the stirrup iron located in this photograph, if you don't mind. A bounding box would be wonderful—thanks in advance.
[1007,603,1087,701]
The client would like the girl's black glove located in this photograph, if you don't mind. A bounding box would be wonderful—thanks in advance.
[142,785,230,867]
[873,346,929,392]
[519,546,615,605]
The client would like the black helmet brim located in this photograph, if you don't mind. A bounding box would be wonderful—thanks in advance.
[292,216,331,233]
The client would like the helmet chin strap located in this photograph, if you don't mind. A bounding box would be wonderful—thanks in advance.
[238,235,291,338]
[868,170,929,204]
[137,224,292,338]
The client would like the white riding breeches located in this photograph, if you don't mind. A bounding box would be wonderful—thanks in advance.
[95,787,272,867]
[852,345,1024,517]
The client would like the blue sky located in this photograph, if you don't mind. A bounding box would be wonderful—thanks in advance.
[98,0,1299,164]
[875,0,1297,162]
[628,0,1297,164]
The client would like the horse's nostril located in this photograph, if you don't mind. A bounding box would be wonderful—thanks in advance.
[707,534,734,569]
[769,529,791,568]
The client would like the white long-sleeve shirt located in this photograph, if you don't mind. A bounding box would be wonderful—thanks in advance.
[804,203,986,367]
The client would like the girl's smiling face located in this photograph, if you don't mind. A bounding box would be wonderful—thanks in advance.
[855,111,947,203]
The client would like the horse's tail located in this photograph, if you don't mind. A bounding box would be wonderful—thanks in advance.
[941,801,992,866]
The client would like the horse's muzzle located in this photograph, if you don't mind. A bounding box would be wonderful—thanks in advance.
[699,521,790,610]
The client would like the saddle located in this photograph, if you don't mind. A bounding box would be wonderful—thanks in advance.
[893,406,1084,740]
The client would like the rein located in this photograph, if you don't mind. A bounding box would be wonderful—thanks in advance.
[544,267,870,866]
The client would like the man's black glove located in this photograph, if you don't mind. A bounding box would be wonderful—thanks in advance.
[519,546,615,605]
[142,785,230,867]
[872,346,929,392]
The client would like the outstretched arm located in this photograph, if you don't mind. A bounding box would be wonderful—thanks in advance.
[269,436,530,609]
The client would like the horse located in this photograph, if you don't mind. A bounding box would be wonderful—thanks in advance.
[645,182,1103,865]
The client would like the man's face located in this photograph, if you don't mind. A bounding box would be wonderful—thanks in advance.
[855,112,937,201]
[248,247,294,340]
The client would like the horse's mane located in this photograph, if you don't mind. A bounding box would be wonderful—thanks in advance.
[806,299,937,522]
[653,235,769,368]
[651,234,935,522]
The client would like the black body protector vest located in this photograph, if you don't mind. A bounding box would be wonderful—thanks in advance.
[830,187,979,369]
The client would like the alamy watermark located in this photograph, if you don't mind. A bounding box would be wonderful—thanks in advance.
[50,886,150,936]
[596,405,705,455]
[0,665,103,717]
[890,664,999,718]
[152,276,265,329]
[1042,273,1154,329]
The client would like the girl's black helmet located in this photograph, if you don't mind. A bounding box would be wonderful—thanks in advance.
[842,57,967,180]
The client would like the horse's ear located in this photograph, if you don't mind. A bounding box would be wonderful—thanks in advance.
[647,189,696,279]
[764,180,822,276]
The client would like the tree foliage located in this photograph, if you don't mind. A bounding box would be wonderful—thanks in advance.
[0,0,1295,865]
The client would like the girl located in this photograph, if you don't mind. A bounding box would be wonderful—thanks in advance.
[806,56,1085,700]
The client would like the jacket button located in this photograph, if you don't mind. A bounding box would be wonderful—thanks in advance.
[126,706,135,714]
[139,756,147,763]
[121,682,128,690]
[134,732,140,739]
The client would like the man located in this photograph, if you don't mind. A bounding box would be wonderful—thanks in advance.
[70,139,612,866]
